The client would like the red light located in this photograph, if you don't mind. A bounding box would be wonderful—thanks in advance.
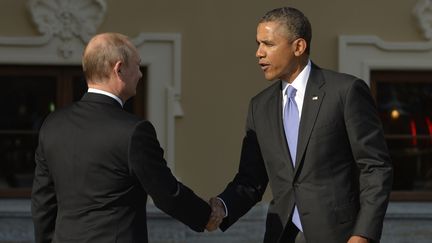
[426,117,432,143]
[410,120,417,146]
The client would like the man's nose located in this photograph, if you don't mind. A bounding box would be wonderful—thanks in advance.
[256,46,264,58]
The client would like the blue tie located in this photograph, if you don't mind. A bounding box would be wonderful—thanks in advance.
[283,85,303,232]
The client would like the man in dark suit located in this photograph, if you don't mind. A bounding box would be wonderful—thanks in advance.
[31,32,213,243]
[209,7,393,243]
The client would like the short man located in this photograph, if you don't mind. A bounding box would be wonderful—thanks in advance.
[31,32,212,242]
[210,7,393,243]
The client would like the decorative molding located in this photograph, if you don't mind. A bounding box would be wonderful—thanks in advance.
[0,0,106,59]
[414,0,432,40]
[339,35,432,85]
[131,33,184,169]
[26,0,107,58]
[28,0,107,41]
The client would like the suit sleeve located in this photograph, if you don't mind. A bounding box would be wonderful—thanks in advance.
[128,121,211,232]
[218,100,269,231]
[344,79,393,241]
[31,132,58,243]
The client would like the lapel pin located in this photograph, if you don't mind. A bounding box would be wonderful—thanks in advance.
[312,96,319,100]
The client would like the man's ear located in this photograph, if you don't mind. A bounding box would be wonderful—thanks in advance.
[293,38,307,57]
[114,61,123,79]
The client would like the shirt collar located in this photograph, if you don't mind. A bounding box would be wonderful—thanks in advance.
[87,88,123,107]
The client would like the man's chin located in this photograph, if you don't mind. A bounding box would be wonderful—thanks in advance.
[263,73,278,81]
[264,76,277,82]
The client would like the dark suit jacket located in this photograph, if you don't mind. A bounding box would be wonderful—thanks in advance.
[31,93,211,243]
[219,64,393,243]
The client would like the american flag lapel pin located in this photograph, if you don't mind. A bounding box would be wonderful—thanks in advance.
[312,96,319,100]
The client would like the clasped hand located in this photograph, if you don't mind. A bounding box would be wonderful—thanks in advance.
[205,197,225,231]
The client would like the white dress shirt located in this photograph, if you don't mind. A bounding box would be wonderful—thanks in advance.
[87,88,123,107]
[281,60,311,118]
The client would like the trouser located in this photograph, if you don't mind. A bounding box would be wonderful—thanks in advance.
[279,221,307,243]
[295,231,306,243]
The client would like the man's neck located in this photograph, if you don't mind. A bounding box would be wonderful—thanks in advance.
[88,83,124,101]
[286,57,309,83]
[87,85,124,106]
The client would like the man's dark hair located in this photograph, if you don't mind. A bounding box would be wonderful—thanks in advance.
[260,7,312,54]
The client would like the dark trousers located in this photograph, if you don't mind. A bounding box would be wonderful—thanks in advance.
[279,221,307,243]
[295,231,306,243]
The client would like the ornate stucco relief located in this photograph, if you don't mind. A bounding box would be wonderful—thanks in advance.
[414,0,432,40]
[27,0,107,58]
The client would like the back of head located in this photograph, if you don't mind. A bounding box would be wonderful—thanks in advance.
[82,33,134,83]
[260,7,312,54]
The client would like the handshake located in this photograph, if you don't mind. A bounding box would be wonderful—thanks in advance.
[205,197,226,232]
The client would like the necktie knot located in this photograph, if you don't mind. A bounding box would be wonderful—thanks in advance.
[286,86,297,98]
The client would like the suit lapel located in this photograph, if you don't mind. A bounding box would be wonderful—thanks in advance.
[295,65,325,173]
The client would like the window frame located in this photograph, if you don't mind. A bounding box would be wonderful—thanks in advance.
[371,70,432,201]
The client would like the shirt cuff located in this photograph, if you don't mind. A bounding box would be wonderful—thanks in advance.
[172,183,180,197]
[216,197,228,218]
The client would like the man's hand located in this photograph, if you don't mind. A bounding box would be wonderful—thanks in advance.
[347,235,369,243]
[205,197,225,231]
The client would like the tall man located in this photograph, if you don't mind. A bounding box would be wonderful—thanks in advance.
[210,7,393,243]
[31,33,212,243]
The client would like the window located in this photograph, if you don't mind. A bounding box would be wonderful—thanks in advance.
[371,70,432,201]
[0,66,147,197]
